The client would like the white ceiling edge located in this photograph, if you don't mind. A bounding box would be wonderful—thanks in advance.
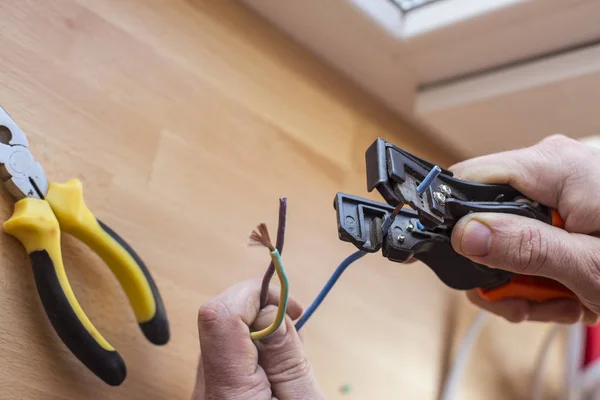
[348,0,404,38]
[239,0,600,159]
[402,0,522,38]
[417,44,600,114]
[329,0,524,41]
[239,0,530,117]
[237,0,484,159]
[239,0,418,116]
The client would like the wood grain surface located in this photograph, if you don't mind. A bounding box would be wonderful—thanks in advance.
[0,1,561,399]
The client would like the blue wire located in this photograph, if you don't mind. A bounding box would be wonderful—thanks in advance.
[416,165,442,195]
[295,250,367,332]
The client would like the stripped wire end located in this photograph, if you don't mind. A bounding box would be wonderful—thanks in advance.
[250,223,275,252]
[381,201,405,236]
[390,201,405,220]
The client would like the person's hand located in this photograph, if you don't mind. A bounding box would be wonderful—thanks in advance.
[450,135,600,325]
[191,279,325,400]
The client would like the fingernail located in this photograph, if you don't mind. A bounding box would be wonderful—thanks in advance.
[460,220,492,257]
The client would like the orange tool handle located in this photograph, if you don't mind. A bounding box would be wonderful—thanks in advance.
[477,275,576,302]
[477,209,577,303]
[551,209,565,229]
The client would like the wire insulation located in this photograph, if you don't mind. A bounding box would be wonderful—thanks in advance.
[251,249,289,340]
[295,251,367,332]
[295,208,400,331]
[260,197,287,309]
[576,358,600,400]
[566,324,585,400]
[532,325,562,400]
[440,311,489,400]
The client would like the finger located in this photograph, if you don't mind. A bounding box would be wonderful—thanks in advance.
[191,356,206,400]
[253,306,326,399]
[197,279,302,397]
[583,308,600,326]
[527,300,582,324]
[466,290,529,323]
[450,135,580,208]
[451,213,600,298]
[467,291,583,324]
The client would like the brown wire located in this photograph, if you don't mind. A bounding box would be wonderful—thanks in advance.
[390,201,404,219]
[250,223,275,252]
[259,197,287,309]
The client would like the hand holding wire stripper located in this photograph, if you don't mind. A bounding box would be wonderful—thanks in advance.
[0,106,169,386]
[335,138,576,303]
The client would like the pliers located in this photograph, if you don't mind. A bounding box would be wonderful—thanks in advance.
[335,138,576,303]
[0,106,169,386]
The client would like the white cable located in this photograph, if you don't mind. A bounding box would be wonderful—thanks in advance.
[572,358,600,400]
[531,325,562,400]
[566,324,586,400]
[439,313,594,400]
[529,323,594,400]
[439,311,489,400]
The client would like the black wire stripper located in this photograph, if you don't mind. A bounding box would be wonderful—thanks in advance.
[335,138,574,302]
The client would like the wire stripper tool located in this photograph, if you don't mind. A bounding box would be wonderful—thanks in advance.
[335,138,576,303]
[0,106,169,386]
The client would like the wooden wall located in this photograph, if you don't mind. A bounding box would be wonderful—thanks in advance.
[0,1,462,399]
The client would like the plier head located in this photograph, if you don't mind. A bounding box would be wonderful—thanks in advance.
[0,106,48,200]
[334,138,556,292]
[365,138,552,229]
[334,192,514,290]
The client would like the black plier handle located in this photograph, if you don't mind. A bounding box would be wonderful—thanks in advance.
[0,106,169,386]
[4,180,169,385]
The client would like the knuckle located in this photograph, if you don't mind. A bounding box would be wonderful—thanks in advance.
[592,246,600,275]
[266,353,312,384]
[504,307,527,323]
[506,226,547,275]
[539,135,581,162]
[584,245,600,297]
[198,299,230,327]
[498,302,529,324]
[205,378,270,400]
[540,134,573,148]
[466,291,484,307]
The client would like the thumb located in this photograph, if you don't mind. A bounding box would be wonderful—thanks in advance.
[253,306,325,400]
[451,213,600,301]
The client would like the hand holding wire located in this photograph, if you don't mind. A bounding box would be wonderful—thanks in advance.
[193,279,325,399]
[451,136,600,324]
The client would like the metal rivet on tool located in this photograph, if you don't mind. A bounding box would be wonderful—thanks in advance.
[407,222,414,232]
[397,235,405,243]
[434,192,446,206]
[416,165,442,196]
[439,184,452,197]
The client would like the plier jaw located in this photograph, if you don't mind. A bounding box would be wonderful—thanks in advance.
[0,106,48,200]
[365,138,552,229]
[334,193,514,290]
[335,138,575,303]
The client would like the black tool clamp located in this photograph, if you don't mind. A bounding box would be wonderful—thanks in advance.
[334,138,574,302]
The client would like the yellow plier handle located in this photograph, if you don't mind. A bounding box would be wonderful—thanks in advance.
[4,180,169,386]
